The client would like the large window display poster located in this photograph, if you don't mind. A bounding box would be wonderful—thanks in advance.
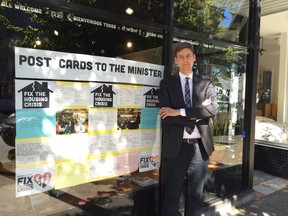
[14,47,163,197]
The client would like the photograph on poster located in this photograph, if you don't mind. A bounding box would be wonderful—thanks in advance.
[56,109,88,134]
[117,108,141,130]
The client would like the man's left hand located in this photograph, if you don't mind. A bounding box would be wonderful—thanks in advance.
[160,107,180,119]
[202,99,212,106]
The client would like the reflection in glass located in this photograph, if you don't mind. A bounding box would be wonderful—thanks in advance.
[174,0,249,43]
[0,3,163,63]
[63,0,164,23]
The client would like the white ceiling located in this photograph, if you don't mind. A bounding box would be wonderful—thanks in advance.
[260,0,288,38]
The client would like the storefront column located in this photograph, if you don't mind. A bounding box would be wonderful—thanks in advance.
[277,32,288,123]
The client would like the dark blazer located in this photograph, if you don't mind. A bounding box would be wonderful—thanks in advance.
[159,73,219,158]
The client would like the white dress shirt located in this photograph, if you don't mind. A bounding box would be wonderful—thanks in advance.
[179,72,201,139]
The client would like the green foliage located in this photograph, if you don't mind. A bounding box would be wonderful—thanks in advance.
[212,105,230,136]
[174,0,225,36]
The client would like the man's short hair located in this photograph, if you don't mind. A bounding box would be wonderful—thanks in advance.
[174,42,195,56]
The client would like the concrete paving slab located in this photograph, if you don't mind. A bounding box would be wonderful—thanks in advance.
[253,184,276,195]
[252,170,276,185]
[261,177,288,191]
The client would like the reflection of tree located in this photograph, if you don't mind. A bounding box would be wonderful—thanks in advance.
[225,47,247,75]
[1,0,245,56]
[0,2,162,56]
[174,0,225,36]
[174,0,245,38]
[213,106,230,135]
[194,46,247,137]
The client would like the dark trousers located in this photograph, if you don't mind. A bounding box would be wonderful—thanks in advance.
[161,142,209,216]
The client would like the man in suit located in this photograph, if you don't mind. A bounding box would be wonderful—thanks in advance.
[159,42,219,216]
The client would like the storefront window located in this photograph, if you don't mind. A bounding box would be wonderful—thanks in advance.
[255,36,288,146]
[172,38,247,204]
[1,2,163,215]
[0,0,259,214]
[174,0,249,43]
[254,35,288,179]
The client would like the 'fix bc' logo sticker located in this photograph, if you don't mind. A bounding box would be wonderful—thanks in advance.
[34,172,52,188]
[149,155,160,167]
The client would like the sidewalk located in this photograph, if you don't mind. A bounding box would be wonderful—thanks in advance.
[219,170,288,216]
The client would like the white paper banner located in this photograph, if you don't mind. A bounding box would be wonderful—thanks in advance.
[15,47,164,86]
